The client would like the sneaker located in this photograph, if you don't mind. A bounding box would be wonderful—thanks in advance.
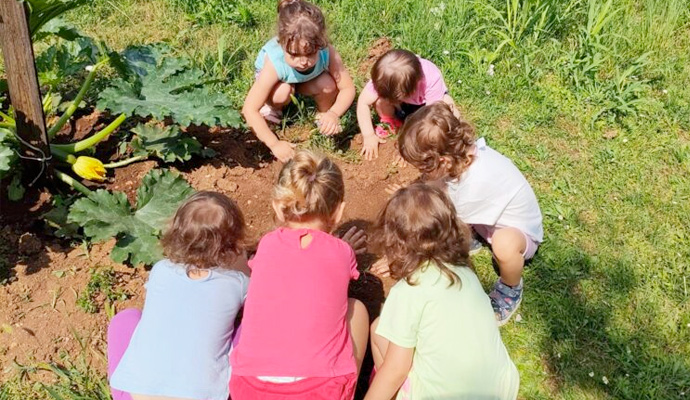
[469,237,482,255]
[259,104,282,124]
[489,278,523,327]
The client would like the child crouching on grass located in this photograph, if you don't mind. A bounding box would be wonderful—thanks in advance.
[356,49,459,160]
[397,103,544,326]
[243,0,356,162]
[107,192,250,400]
[229,149,369,399]
[365,183,519,400]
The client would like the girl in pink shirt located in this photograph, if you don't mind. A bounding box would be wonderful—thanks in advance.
[230,149,369,400]
[356,49,460,160]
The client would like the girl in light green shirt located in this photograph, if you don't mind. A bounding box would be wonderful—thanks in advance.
[366,183,519,400]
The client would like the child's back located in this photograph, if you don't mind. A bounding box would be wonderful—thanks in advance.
[111,260,248,399]
[447,137,543,243]
[379,263,519,399]
[231,227,358,377]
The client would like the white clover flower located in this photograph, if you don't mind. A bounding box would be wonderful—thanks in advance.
[443,50,450,55]
[558,215,564,221]
[457,79,462,84]
[663,89,668,94]
[516,63,521,67]
[623,138,628,143]
[439,2,446,11]
[602,376,609,385]
[486,90,491,95]
[487,64,495,77]
[589,372,595,377]
[85,65,94,72]
[557,353,561,358]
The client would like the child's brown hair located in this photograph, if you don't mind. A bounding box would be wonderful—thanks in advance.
[372,183,472,285]
[273,149,344,223]
[161,191,245,270]
[371,49,423,102]
[398,102,476,181]
[277,0,328,56]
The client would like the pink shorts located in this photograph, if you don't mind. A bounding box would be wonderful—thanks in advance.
[229,373,357,400]
[473,225,539,260]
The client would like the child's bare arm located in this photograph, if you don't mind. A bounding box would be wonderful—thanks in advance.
[357,89,385,160]
[363,343,414,400]
[327,46,356,117]
[242,60,295,162]
[315,47,355,135]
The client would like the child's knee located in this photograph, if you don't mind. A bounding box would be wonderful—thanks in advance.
[272,83,294,105]
[316,73,337,95]
[491,228,526,262]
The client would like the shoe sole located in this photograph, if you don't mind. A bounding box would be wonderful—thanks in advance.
[496,297,522,327]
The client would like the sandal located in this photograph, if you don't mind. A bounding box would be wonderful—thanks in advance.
[259,104,283,124]
[489,278,523,327]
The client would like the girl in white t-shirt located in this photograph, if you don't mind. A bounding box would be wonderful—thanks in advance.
[395,102,543,326]
[366,183,519,400]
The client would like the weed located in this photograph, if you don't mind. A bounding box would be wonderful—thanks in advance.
[76,267,127,314]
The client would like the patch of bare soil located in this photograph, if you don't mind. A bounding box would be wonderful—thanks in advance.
[358,37,393,76]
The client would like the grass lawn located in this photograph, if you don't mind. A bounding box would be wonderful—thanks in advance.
[2,0,689,398]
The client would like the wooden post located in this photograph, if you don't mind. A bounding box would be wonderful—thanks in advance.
[0,0,51,183]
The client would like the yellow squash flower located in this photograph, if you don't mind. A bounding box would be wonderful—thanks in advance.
[72,156,107,182]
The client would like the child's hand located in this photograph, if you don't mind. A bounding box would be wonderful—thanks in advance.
[316,111,342,136]
[361,134,386,161]
[339,226,367,255]
[393,154,407,168]
[270,140,297,162]
[370,257,390,277]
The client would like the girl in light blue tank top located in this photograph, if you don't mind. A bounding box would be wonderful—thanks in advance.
[243,0,356,163]
[107,192,251,400]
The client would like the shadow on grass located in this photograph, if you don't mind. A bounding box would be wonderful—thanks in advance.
[530,240,690,399]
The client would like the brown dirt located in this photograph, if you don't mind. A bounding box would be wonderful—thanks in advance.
[358,37,393,76]
[0,122,417,382]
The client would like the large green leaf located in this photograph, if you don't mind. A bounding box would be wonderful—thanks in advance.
[22,0,88,38]
[68,169,195,266]
[0,129,18,179]
[130,123,215,163]
[34,21,100,90]
[98,44,242,128]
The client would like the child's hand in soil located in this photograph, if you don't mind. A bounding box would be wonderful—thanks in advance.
[316,111,342,136]
[269,140,297,162]
[370,257,390,277]
[361,134,386,161]
[339,226,367,255]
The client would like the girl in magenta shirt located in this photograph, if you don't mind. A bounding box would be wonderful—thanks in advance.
[230,150,369,400]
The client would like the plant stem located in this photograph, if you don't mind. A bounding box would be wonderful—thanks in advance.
[54,169,92,196]
[47,63,103,138]
[103,155,147,168]
[0,122,15,129]
[51,113,127,153]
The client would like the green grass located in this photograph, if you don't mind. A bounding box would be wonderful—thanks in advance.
[4,0,690,398]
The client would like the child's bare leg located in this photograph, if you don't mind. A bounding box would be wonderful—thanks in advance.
[369,317,389,370]
[491,227,527,287]
[267,82,294,109]
[347,298,369,374]
[374,98,397,120]
[296,72,338,112]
